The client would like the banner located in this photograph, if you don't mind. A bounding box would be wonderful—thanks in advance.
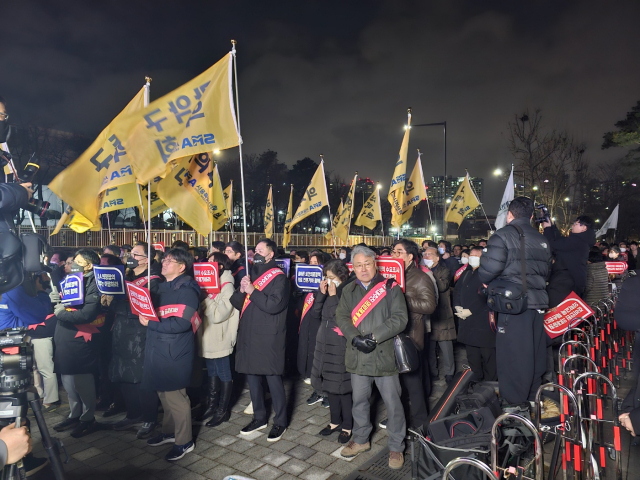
[288,161,329,231]
[355,189,382,231]
[595,204,619,238]
[49,86,146,223]
[126,282,159,321]
[495,166,514,230]
[398,154,427,226]
[60,272,84,306]
[346,258,405,292]
[388,112,411,228]
[152,242,165,253]
[294,264,324,292]
[444,173,480,226]
[605,261,627,275]
[544,292,594,339]
[282,185,294,249]
[334,174,357,242]
[264,185,274,239]
[113,53,239,184]
[193,262,220,293]
[275,258,291,277]
[94,265,126,295]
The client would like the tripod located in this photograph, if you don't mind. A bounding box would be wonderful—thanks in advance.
[0,388,67,480]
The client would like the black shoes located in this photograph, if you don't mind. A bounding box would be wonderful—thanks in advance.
[71,419,98,438]
[319,424,341,436]
[338,430,352,444]
[321,396,330,408]
[205,380,233,428]
[165,441,194,461]
[240,419,267,435]
[53,417,80,432]
[102,403,126,418]
[113,416,144,431]
[137,422,158,439]
[306,392,323,405]
[147,433,175,447]
[194,377,220,424]
[267,425,287,442]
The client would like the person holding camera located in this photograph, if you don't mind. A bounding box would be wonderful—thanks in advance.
[478,197,551,406]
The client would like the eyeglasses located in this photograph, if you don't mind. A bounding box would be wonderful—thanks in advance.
[162,258,181,265]
[131,253,147,258]
[0,112,8,121]
[391,249,406,255]
[353,262,374,269]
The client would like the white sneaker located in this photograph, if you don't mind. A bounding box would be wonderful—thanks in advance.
[303,378,311,385]
[244,402,253,415]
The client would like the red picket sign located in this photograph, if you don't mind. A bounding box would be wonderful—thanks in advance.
[544,291,594,339]
[152,242,165,253]
[345,258,405,292]
[126,281,159,321]
[605,261,627,275]
[193,262,220,293]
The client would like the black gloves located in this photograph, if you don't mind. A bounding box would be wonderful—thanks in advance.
[352,333,377,353]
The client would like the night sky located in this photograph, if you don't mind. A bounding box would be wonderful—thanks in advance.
[3,0,640,210]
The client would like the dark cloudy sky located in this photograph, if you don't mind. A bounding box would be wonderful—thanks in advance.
[3,0,640,211]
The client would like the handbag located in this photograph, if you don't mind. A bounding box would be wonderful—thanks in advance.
[485,224,528,314]
[383,279,420,373]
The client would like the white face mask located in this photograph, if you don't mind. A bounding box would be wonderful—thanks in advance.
[620,247,627,253]
[329,278,341,287]
[438,247,446,255]
[339,253,346,260]
[423,259,434,268]
[468,256,481,268]
[460,257,469,265]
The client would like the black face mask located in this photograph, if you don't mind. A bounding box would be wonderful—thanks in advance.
[126,257,139,269]
[252,254,267,265]
[0,121,10,144]
[70,262,84,273]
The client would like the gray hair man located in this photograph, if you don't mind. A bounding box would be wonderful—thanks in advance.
[335,245,408,470]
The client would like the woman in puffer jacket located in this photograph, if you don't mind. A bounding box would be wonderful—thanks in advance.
[195,252,239,427]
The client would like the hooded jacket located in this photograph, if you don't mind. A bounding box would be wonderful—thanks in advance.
[543,225,595,296]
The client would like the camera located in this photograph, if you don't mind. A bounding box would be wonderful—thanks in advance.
[0,329,34,393]
[534,204,551,224]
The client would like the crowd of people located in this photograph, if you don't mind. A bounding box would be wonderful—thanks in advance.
[0,195,635,472]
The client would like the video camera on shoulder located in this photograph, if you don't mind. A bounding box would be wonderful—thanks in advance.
[534,203,551,224]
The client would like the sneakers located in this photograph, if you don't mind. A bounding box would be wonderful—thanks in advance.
[379,419,387,429]
[338,431,352,444]
[53,417,80,432]
[70,419,98,438]
[43,401,61,414]
[137,422,157,439]
[340,440,371,458]
[240,419,267,435]
[102,402,126,418]
[303,378,311,385]
[147,433,176,447]
[243,402,254,415]
[22,454,49,476]
[165,441,194,461]
[319,424,341,436]
[113,416,143,431]
[321,396,330,408]
[389,451,404,469]
[267,425,286,442]
[306,392,323,405]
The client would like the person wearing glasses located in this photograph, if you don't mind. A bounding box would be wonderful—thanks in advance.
[142,248,201,462]
[105,242,164,439]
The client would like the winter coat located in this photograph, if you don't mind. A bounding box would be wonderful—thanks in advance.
[54,271,102,375]
[453,267,495,348]
[403,262,437,349]
[198,270,239,359]
[142,274,201,391]
[310,282,352,395]
[543,225,595,296]
[230,258,247,289]
[230,260,290,376]
[0,285,51,330]
[0,183,28,233]
[430,262,457,342]
[297,290,322,378]
[478,217,552,310]
[443,256,461,281]
[546,257,575,309]
[108,262,163,384]
[583,262,610,306]
[335,272,408,377]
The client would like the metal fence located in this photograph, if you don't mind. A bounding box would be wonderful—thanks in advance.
[19,227,406,251]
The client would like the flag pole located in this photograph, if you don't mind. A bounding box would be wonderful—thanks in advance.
[377,183,385,240]
[144,76,152,287]
[419,149,434,234]
[466,169,493,234]
[231,40,250,272]
[136,185,147,236]
[106,211,112,239]
[346,172,357,244]
[321,156,338,257]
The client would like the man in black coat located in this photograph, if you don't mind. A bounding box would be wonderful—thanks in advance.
[478,197,551,406]
[542,215,595,297]
[230,238,290,442]
[142,248,200,462]
[225,241,247,289]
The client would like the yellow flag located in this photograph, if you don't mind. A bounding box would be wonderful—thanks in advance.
[355,189,382,231]
[113,54,239,184]
[264,186,274,239]
[139,176,168,218]
[49,86,146,223]
[444,173,481,226]
[334,174,357,242]
[282,185,294,249]
[98,182,145,214]
[289,160,329,230]
[398,154,427,226]
[157,153,228,236]
[388,111,412,228]
[52,206,101,234]
[223,181,233,217]
[325,199,343,241]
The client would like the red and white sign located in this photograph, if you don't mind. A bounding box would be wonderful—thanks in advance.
[152,242,165,253]
[346,258,405,292]
[193,262,220,293]
[126,281,159,321]
[544,292,594,339]
[605,261,627,275]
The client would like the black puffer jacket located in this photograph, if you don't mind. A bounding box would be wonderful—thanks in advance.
[453,266,494,348]
[543,225,595,296]
[109,262,163,384]
[478,217,552,310]
[546,257,575,309]
[583,262,609,306]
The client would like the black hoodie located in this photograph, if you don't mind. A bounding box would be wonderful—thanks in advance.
[543,224,596,296]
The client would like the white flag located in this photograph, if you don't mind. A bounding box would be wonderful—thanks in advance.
[495,166,514,230]
[595,204,619,238]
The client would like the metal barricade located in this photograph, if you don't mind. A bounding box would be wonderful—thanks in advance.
[442,457,498,480]
[491,413,543,480]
